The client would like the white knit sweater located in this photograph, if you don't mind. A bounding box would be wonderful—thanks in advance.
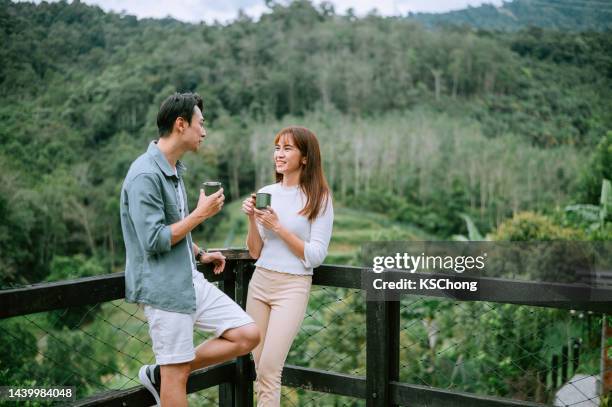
[254,183,334,275]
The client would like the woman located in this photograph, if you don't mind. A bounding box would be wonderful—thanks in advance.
[241,126,334,406]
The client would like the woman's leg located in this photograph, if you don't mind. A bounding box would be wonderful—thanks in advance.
[246,273,272,397]
[246,294,271,367]
[255,277,311,407]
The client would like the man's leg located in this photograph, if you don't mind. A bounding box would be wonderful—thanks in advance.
[190,323,259,371]
[189,277,260,371]
[141,305,196,407]
[143,323,258,406]
[160,362,191,407]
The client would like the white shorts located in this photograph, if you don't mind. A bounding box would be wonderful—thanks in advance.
[143,274,254,365]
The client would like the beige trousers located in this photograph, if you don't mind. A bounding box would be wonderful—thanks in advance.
[246,267,312,407]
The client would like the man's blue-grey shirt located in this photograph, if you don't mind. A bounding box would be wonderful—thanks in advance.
[120,141,196,314]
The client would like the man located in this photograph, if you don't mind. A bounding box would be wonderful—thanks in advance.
[120,92,260,407]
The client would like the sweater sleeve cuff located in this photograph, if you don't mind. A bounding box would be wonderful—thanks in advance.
[301,242,326,269]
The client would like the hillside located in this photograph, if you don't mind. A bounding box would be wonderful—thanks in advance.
[1,0,610,287]
[410,0,612,31]
[1,2,610,404]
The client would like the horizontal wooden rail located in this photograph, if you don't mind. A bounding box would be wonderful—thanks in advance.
[363,269,612,313]
[72,361,235,406]
[0,249,250,319]
[70,363,549,407]
[389,381,548,407]
[279,365,547,407]
[313,264,362,289]
[4,255,612,319]
[282,365,366,399]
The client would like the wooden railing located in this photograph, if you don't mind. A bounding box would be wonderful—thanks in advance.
[2,248,611,407]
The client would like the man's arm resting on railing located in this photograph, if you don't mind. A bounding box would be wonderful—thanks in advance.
[192,242,226,274]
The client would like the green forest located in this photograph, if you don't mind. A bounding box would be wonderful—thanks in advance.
[410,0,612,31]
[0,0,611,405]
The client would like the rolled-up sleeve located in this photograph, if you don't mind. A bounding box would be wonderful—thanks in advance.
[301,196,334,269]
[127,173,172,255]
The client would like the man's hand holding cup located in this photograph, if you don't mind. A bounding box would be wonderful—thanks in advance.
[195,187,224,220]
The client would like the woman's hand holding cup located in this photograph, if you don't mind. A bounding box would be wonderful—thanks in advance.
[241,193,257,218]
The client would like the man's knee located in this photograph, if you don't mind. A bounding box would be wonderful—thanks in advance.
[228,323,260,354]
[240,323,261,353]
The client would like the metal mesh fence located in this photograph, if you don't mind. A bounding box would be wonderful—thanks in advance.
[281,285,606,406]
[280,387,363,407]
[287,286,365,375]
[397,297,604,406]
[1,279,608,406]
[282,285,366,406]
[0,298,220,406]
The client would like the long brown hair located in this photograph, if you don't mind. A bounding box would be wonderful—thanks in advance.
[274,126,330,221]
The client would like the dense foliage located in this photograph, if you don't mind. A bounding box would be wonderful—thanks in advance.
[0,0,610,403]
[410,0,612,31]
[1,0,610,287]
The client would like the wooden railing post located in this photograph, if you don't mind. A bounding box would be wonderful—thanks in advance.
[572,338,580,376]
[366,298,400,407]
[552,354,559,388]
[235,260,255,407]
[219,265,237,407]
[561,344,568,384]
[602,314,612,394]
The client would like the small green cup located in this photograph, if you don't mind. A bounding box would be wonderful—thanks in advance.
[202,181,222,196]
[256,192,272,209]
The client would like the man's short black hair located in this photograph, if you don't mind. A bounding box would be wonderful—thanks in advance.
[156,92,204,137]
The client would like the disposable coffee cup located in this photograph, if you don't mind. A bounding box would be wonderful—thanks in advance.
[256,192,272,209]
[202,181,222,196]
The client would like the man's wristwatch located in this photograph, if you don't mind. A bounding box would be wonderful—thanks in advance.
[196,248,206,263]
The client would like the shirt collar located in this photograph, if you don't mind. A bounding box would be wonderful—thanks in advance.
[147,140,187,178]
